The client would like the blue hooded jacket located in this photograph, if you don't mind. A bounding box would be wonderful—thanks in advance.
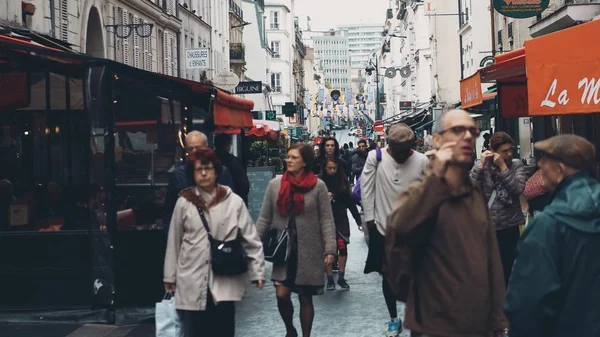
[505,171,600,337]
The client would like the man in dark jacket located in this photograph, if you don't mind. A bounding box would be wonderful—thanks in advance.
[214,133,250,204]
[162,131,234,228]
[351,139,368,178]
[505,134,600,337]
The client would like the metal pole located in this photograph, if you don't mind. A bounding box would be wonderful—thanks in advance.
[375,58,381,121]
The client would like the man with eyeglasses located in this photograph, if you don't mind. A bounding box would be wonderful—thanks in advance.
[162,131,234,229]
[385,110,508,337]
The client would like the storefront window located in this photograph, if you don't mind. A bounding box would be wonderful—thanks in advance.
[112,75,182,230]
[0,72,95,232]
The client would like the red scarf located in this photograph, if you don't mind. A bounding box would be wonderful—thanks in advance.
[277,171,318,216]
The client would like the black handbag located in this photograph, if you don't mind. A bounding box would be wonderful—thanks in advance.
[263,200,295,265]
[197,207,248,276]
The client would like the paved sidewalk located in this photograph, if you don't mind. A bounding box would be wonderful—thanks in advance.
[0,215,409,337]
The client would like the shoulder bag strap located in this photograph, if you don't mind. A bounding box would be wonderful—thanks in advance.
[196,207,214,243]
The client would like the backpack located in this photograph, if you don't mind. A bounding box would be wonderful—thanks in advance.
[351,147,382,202]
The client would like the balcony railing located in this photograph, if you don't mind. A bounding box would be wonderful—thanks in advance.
[229,0,243,21]
[296,37,306,56]
[230,43,245,61]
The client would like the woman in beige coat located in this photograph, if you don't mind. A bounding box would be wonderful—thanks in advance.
[256,143,336,337]
[164,148,265,337]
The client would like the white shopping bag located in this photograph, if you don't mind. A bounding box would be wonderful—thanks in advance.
[155,294,184,337]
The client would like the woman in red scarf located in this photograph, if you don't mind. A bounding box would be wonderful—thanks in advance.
[256,143,337,337]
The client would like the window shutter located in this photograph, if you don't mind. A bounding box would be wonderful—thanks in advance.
[133,17,140,68]
[167,0,174,15]
[123,10,130,65]
[114,7,122,63]
[170,35,176,76]
[164,31,171,75]
[59,0,68,42]
[144,23,152,72]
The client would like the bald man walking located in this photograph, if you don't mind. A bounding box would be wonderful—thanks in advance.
[162,131,235,228]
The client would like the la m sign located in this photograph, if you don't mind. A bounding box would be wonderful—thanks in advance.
[235,81,263,94]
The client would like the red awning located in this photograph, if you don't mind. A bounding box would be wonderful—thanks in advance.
[166,77,254,128]
[246,120,280,140]
[213,89,254,128]
[213,126,242,134]
[480,48,526,83]
[0,33,82,65]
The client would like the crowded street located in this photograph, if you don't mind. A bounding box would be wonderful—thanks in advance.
[2,0,600,337]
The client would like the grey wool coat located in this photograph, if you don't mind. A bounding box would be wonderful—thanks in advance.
[255,176,337,286]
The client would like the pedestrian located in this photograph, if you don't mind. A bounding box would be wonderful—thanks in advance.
[386,109,508,337]
[361,123,429,337]
[256,143,336,337]
[470,132,526,286]
[163,148,265,337]
[351,139,369,179]
[505,134,600,337]
[163,131,235,228]
[522,167,551,217]
[319,156,363,290]
[214,133,250,205]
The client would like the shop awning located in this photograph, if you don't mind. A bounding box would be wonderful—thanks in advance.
[480,48,526,83]
[166,77,254,128]
[213,89,254,127]
[525,18,600,116]
[246,120,280,139]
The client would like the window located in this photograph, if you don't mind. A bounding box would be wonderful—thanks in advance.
[0,71,95,232]
[271,41,280,58]
[112,74,183,230]
[270,11,279,29]
[271,73,281,92]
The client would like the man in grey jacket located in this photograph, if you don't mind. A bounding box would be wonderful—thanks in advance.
[470,131,526,286]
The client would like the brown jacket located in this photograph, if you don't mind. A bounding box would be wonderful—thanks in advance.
[385,169,508,337]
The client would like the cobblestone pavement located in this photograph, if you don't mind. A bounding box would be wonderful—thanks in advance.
[236,217,409,337]
[0,215,409,337]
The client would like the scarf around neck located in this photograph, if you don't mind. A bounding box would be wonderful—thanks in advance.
[277,171,318,216]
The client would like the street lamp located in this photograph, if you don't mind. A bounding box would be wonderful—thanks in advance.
[365,59,381,121]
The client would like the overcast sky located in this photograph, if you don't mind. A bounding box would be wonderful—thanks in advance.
[294,0,388,31]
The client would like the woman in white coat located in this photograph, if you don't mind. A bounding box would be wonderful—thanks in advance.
[164,148,265,337]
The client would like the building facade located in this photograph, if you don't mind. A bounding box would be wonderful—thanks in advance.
[457,0,493,84]
[242,0,274,112]
[180,0,212,82]
[292,18,307,125]
[211,0,230,77]
[312,30,351,90]
[229,0,246,79]
[265,0,295,121]
[337,24,384,94]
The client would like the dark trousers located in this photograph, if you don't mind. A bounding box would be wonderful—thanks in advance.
[178,293,235,337]
[496,226,521,287]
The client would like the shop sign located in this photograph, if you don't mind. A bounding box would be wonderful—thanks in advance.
[185,48,210,69]
[460,72,483,109]
[526,19,600,115]
[480,55,495,68]
[234,81,262,94]
[213,70,240,92]
[493,0,550,19]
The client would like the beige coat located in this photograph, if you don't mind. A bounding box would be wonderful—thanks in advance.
[256,177,336,286]
[163,186,265,311]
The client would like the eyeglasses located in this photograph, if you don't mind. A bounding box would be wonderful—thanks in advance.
[439,126,481,138]
[195,166,215,174]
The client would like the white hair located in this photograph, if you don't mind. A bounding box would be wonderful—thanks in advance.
[185,130,208,145]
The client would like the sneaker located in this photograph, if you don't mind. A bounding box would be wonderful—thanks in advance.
[385,318,402,337]
[337,279,350,290]
[326,280,336,290]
